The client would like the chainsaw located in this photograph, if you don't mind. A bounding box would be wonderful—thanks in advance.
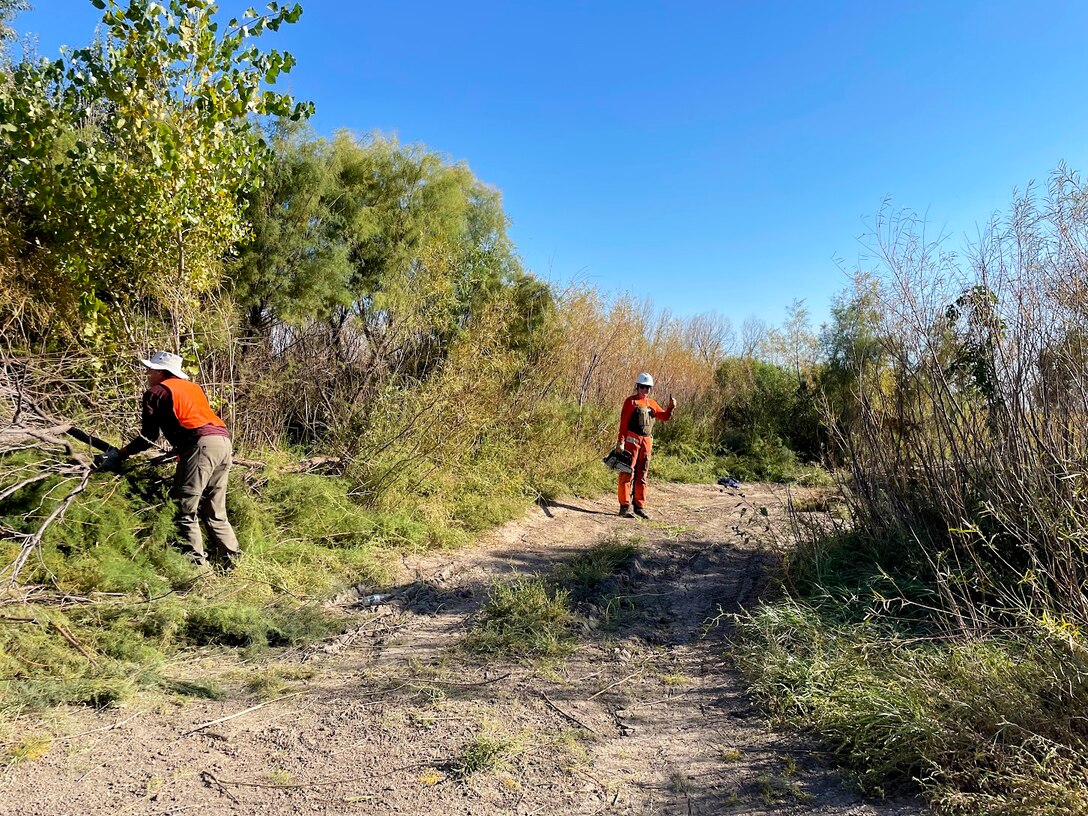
[601,447,634,475]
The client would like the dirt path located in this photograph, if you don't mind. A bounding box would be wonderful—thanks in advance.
[0,483,925,815]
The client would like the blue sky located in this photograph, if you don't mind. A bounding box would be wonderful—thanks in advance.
[17,1,1088,328]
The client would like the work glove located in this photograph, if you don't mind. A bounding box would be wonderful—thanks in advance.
[93,447,123,473]
[668,395,677,410]
[614,439,626,453]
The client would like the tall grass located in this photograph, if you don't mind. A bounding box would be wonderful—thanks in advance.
[736,599,1088,812]
[738,169,1088,814]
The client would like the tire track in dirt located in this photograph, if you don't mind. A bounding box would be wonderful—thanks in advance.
[0,482,926,815]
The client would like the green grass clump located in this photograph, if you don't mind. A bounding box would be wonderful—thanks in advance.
[553,537,638,592]
[781,528,937,626]
[180,600,341,649]
[465,538,642,660]
[652,452,721,484]
[5,735,52,765]
[450,732,519,779]
[465,578,574,659]
[734,598,1088,812]
[163,679,227,700]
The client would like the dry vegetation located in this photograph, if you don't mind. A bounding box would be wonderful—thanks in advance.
[10,3,1088,813]
[737,174,1088,814]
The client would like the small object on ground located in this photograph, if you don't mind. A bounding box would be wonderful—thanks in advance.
[603,448,634,474]
[618,504,634,518]
[717,476,741,489]
[633,506,651,520]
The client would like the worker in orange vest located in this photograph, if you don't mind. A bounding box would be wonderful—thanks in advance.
[615,372,675,519]
[97,351,240,568]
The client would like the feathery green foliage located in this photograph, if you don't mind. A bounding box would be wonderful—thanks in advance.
[0,456,405,714]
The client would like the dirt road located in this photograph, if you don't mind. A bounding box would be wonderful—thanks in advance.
[0,482,925,815]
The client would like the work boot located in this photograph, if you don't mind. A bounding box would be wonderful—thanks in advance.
[211,551,240,573]
[633,506,651,520]
[618,505,633,518]
[178,554,211,589]
[183,550,209,568]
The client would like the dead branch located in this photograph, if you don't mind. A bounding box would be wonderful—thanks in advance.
[0,423,73,446]
[181,691,307,737]
[587,668,645,701]
[50,620,98,664]
[199,770,240,804]
[539,691,597,734]
[0,472,55,503]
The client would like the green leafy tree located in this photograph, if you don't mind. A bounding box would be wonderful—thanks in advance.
[231,121,353,333]
[228,130,541,444]
[714,355,823,463]
[0,0,29,51]
[330,133,522,376]
[0,0,311,346]
[236,131,524,375]
[819,276,887,446]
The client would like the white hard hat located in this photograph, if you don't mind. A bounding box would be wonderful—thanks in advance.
[636,372,654,387]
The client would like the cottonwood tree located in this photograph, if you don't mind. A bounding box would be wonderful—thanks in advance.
[0,0,311,349]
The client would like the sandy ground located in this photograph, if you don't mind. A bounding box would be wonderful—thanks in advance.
[0,482,926,815]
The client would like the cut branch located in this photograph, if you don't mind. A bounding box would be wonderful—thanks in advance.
[3,468,92,588]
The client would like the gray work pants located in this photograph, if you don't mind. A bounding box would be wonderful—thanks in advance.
[172,435,240,563]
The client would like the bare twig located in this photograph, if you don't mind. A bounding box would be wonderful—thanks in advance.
[50,620,97,664]
[181,691,306,737]
[4,468,91,587]
[539,691,596,734]
[587,669,645,701]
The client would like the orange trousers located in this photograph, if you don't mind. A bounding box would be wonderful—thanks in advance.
[617,434,653,507]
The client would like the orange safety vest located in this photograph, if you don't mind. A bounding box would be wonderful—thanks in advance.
[160,378,226,430]
[618,395,671,440]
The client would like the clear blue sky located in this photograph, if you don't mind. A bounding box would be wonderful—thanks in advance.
[17,1,1088,328]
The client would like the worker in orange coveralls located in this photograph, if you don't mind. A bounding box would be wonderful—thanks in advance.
[615,372,675,519]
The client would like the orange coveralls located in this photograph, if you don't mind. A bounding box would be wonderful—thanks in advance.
[617,394,673,508]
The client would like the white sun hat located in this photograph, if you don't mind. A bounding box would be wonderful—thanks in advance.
[139,350,189,380]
